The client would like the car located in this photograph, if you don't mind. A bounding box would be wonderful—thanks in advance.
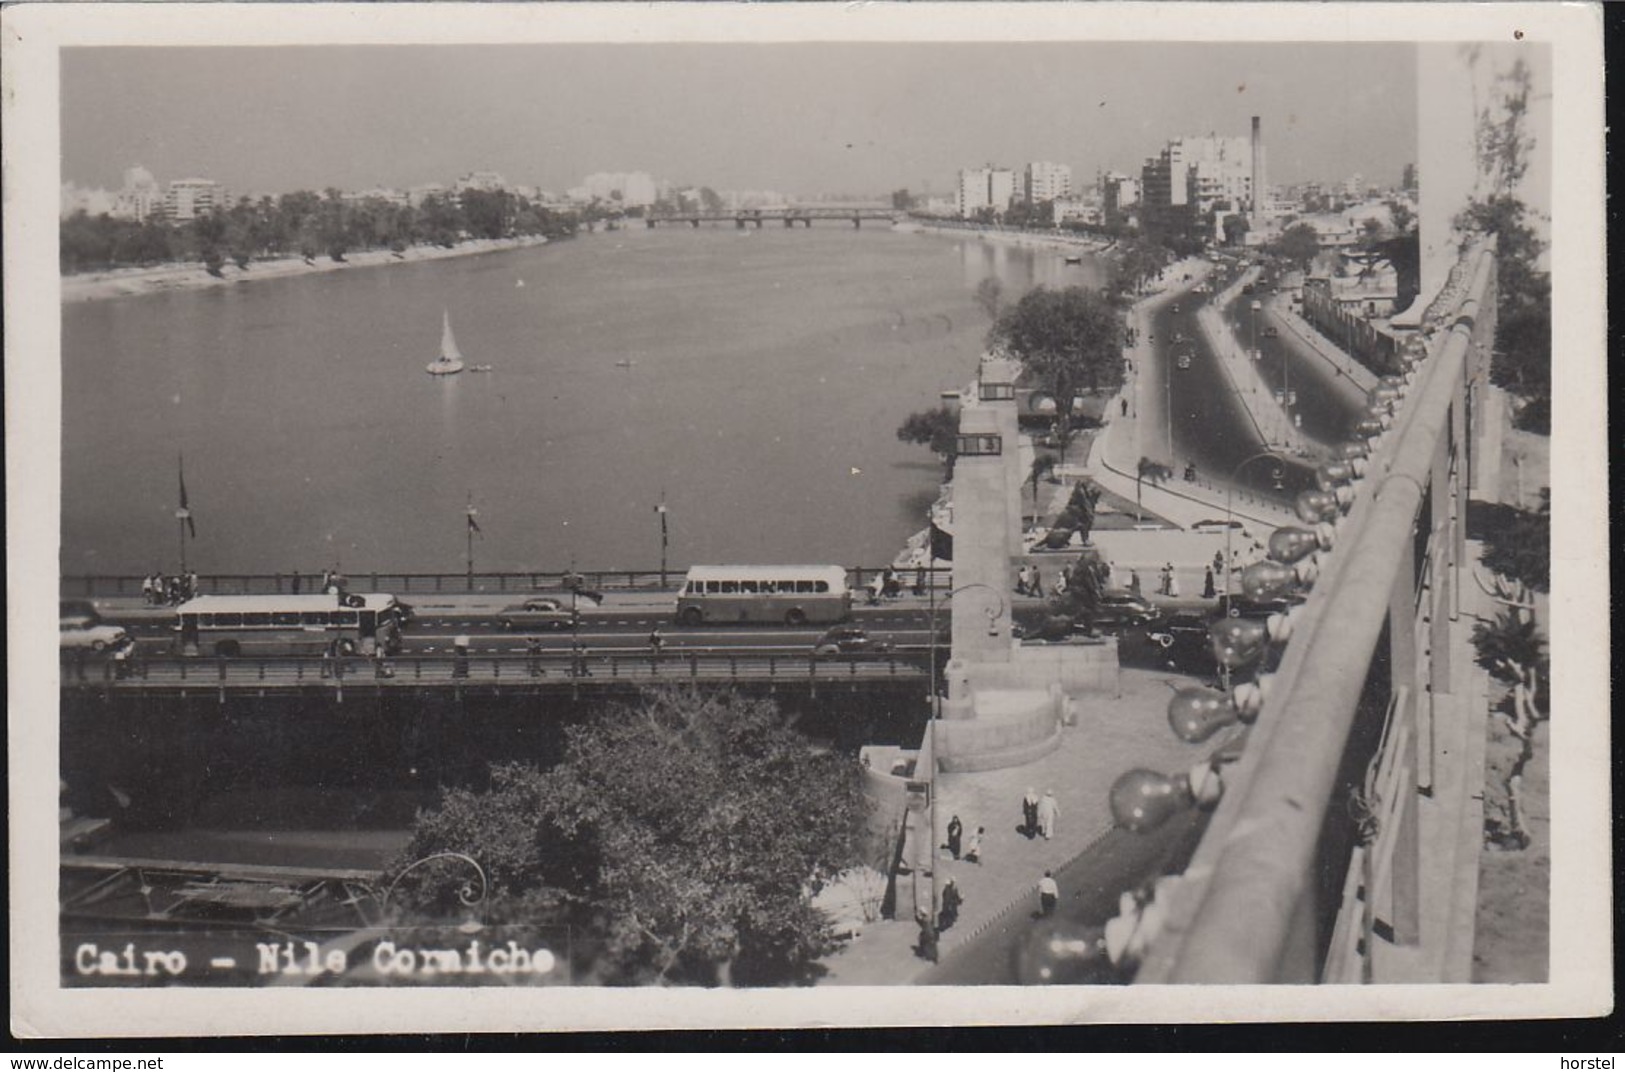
[60,602,131,652]
[1262,326,1280,339]
[1082,590,1158,634]
[1190,518,1245,533]
[1212,593,1297,620]
[495,597,575,631]
[1142,612,1218,675]
[813,626,891,657]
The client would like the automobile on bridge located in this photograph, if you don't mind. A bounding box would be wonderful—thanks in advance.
[495,597,576,631]
[813,626,890,657]
[59,600,130,652]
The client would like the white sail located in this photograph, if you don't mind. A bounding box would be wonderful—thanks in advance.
[427,310,466,375]
[440,311,464,362]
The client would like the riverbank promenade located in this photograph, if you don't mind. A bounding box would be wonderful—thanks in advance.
[818,664,1213,985]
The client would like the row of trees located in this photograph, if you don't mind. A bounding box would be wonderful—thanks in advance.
[390,688,872,986]
[60,186,582,275]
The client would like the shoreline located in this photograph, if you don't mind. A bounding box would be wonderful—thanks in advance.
[60,234,553,304]
[906,220,1115,257]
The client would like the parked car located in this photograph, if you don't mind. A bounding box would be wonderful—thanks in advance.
[60,601,130,652]
[1190,518,1245,534]
[1080,590,1158,633]
[1144,612,1218,675]
[495,597,575,631]
[813,626,891,657]
[1213,593,1296,620]
[1262,326,1280,339]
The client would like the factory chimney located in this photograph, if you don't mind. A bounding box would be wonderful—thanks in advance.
[1251,115,1266,229]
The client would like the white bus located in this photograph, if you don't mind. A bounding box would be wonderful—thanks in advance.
[674,565,851,626]
[174,592,406,657]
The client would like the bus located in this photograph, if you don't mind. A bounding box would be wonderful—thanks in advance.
[174,592,407,657]
[674,565,850,626]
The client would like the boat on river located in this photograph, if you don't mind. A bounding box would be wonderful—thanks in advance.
[426,311,466,376]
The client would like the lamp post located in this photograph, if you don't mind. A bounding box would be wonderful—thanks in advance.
[1223,450,1287,595]
[922,581,1008,956]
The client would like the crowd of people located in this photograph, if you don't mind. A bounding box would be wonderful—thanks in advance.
[140,571,199,606]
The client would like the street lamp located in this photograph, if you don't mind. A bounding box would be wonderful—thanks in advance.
[1222,450,1287,594]
[922,581,1008,957]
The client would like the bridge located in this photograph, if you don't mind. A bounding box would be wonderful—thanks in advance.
[645,206,900,229]
[60,650,928,700]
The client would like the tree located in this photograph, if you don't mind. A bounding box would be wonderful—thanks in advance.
[896,406,959,478]
[1028,454,1057,520]
[391,688,870,986]
[1387,198,1415,236]
[1270,222,1321,270]
[1222,213,1249,247]
[1135,456,1172,521]
[989,286,1125,451]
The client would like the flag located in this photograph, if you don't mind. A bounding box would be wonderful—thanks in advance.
[928,521,953,563]
[467,511,483,536]
[177,457,196,537]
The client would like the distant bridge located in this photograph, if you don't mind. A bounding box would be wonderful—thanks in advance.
[646,207,901,229]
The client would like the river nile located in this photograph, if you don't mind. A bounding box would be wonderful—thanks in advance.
[63,228,1103,577]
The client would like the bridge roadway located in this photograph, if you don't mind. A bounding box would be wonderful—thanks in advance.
[646,207,899,229]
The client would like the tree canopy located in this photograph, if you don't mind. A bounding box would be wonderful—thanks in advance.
[897,405,960,477]
[389,688,871,986]
[1270,222,1322,270]
[989,285,1125,449]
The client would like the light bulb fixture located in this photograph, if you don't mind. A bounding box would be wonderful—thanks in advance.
[1295,488,1338,524]
[1265,607,1300,643]
[1239,559,1297,602]
[1014,920,1114,985]
[1352,416,1385,439]
[1167,686,1241,743]
[1332,441,1370,462]
[1109,768,1192,833]
[1267,526,1321,564]
[1209,615,1270,669]
[1316,461,1360,492]
[1187,761,1225,809]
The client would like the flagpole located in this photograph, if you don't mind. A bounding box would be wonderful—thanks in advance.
[657,492,669,587]
[465,492,475,589]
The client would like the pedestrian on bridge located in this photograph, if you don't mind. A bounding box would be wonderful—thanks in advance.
[1202,567,1216,600]
[945,814,963,860]
[1021,787,1040,839]
[649,627,664,658]
[964,826,984,865]
[1128,568,1142,597]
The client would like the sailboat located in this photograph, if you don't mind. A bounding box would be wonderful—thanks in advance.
[426,311,467,376]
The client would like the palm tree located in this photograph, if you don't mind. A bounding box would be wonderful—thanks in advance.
[1134,456,1171,522]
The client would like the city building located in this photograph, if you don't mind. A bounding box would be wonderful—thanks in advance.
[1023,161,1072,205]
[1303,248,1400,320]
[112,165,163,222]
[956,166,1016,219]
[1139,119,1265,238]
[570,171,660,208]
[341,186,410,207]
[163,178,226,221]
[407,183,450,208]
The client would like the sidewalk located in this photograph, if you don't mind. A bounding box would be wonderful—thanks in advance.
[1265,291,1380,393]
[819,666,1216,984]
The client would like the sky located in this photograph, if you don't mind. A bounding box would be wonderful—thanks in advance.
[61,42,1417,198]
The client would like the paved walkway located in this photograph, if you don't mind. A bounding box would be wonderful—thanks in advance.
[819,666,1217,984]
[1265,291,1380,393]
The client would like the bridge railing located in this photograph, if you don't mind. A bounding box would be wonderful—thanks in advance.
[1132,238,1497,983]
[60,651,930,689]
[61,567,955,602]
